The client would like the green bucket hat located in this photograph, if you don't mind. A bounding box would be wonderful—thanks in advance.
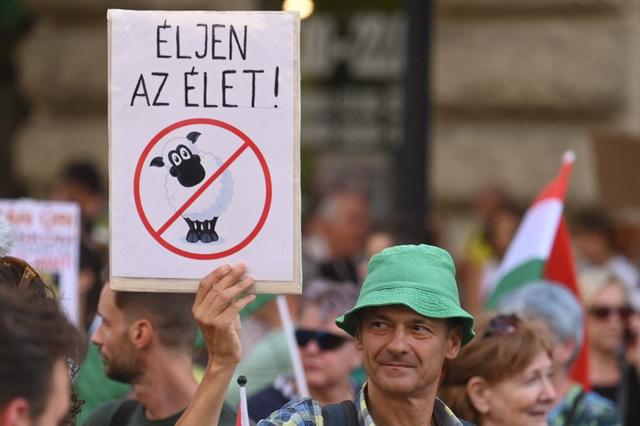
[335,244,475,346]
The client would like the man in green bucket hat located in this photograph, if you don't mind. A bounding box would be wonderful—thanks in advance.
[177,245,475,426]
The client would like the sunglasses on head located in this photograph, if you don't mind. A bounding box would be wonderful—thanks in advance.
[482,314,521,339]
[295,329,348,351]
[589,305,633,321]
[0,256,42,290]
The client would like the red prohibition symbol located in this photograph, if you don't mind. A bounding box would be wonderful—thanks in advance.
[133,118,272,260]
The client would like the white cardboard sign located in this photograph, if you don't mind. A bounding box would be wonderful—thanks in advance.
[0,199,81,323]
[108,10,301,293]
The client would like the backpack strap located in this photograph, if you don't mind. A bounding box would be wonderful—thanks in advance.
[321,400,358,426]
[564,389,586,426]
[110,399,138,426]
[616,363,631,426]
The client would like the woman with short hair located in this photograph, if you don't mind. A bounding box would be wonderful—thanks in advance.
[440,314,556,426]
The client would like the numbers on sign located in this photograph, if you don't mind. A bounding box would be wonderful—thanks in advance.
[300,12,406,81]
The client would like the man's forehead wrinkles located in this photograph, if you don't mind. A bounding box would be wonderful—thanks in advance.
[366,306,434,323]
[368,312,392,321]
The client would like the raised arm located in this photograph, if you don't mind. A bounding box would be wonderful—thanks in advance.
[176,263,255,426]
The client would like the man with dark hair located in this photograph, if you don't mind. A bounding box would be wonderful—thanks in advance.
[84,285,237,426]
[0,287,80,426]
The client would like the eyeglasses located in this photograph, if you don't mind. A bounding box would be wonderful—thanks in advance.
[295,329,348,351]
[0,256,41,289]
[60,386,85,426]
[482,314,521,339]
[589,305,633,321]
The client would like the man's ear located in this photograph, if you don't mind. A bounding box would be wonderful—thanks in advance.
[445,326,462,359]
[349,340,364,368]
[129,319,153,349]
[354,321,364,351]
[2,397,31,426]
[467,376,492,414]
[355,339,363,351]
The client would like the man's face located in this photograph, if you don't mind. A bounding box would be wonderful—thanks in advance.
[356,305,461,399]
[91,286,142,383]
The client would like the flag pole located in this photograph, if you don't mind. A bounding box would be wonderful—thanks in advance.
[237,375,250,426]
[563,150,575,164]
[276,295,310,398]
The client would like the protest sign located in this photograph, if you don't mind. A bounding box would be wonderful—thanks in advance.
[0,199,81,323]
[108,10,301,293]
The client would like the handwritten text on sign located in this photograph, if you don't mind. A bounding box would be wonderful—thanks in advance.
[129,21,281,109]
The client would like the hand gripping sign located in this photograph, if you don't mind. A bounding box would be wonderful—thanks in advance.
[108,10,301,293]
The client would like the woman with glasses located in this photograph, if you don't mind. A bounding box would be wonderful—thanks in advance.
[439,314,556,425]
[247,281,362,422]
[579,267,640,425]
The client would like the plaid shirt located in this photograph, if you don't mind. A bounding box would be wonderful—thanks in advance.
[257,383,465,426]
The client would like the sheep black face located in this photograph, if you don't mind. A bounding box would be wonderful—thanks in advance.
[150,144,205,188]
[148,131,234,244]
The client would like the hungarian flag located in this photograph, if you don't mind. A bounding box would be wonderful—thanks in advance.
[236,405,249,426]
[485,151,589,387]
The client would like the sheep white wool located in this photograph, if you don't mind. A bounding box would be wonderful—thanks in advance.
[164,152,234,221]
[162,136,197,158]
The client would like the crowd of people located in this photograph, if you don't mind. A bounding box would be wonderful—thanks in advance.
[2,161,640,425]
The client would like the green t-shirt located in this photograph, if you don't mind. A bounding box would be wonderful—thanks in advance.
[75,344,131,424]
[82,399,238,426]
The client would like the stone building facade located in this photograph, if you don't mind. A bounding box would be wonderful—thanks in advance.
[10,0,640,247]
[433,0,640,209]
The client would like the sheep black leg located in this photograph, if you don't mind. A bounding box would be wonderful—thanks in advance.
[200,219,213,243]
[192,219,206,242]
[184,218,199,243]
[209,217,219,242]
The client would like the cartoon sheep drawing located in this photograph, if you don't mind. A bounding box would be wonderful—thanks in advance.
[149,131,233,243]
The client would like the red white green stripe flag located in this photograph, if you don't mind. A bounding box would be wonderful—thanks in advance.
[485,151,589,387]
[485,151,577,309]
